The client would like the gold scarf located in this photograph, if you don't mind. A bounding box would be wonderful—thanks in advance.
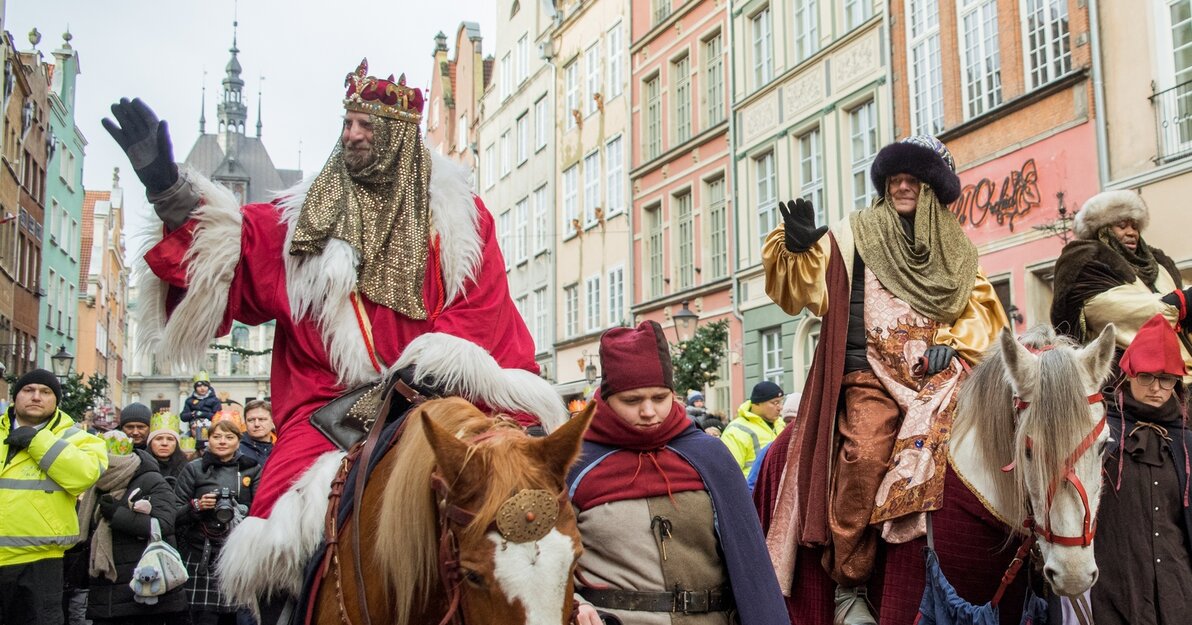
[290,116,433,319]
[851,184,978,324]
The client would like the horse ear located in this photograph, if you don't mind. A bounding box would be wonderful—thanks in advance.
[999,327,1036,392]
[420,409,471,483]
[536,400,594,479]
[1081,323,1116,388]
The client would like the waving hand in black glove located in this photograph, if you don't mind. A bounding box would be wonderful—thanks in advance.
[101,98,178,195]
[779,198,828,253]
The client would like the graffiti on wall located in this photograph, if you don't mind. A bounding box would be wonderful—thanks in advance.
[951,159,1042,232]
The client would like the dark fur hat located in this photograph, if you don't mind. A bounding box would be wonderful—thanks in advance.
[870,135,961,205]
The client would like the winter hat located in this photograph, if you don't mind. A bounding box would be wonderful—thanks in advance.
[119,403,152,428]
[1073,189,1149,240]
[750,380,785,404]
[12,369,62,403]
[870,135,961,205]
[781,392,803,420]
[686,391,705,405]
[599,320,675,398]
[1120,314,1186,378]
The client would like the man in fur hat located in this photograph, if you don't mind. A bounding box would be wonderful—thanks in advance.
[1051,190,1192,377]
[755,136,1008,624]
[102,60,566,615]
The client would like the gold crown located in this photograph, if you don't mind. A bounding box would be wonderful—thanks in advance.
[343,58,424,124]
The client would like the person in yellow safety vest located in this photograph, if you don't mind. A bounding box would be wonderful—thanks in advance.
[721,381,786,478]
[0,369,107,625]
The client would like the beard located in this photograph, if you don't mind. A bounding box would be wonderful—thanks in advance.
[341,144,376,172]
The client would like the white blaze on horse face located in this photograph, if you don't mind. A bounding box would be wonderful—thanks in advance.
[489,528,576,625]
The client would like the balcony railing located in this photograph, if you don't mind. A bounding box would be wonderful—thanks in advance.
[1151,79,1192,163]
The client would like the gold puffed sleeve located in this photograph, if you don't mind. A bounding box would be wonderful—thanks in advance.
[762,226,830,317]
[933,270,1009,365]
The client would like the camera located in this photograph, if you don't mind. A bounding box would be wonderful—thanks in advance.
[212,487,236,524]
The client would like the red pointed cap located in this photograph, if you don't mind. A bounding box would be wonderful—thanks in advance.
[1120,314,1186,378]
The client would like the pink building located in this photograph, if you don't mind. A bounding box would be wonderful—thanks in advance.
[629,0,741,414]
[424,23,493,181]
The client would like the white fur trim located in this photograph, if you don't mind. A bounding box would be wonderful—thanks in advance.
[217,450,346,609]
[275,150,483,387]
[131,169,243,371]
[394,332,568,432]
[1074,189,1149,240]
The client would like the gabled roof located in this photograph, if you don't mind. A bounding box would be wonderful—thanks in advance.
[182,133,299,203]
[80,190,107,285]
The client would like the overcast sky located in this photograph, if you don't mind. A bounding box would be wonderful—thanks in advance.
[6,0,497,236]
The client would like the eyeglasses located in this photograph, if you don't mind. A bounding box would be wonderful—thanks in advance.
[1136,373,1179,390]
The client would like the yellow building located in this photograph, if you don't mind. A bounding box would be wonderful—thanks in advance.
[76,170,128,407]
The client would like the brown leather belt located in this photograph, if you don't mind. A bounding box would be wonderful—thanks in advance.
[578,586,734,614]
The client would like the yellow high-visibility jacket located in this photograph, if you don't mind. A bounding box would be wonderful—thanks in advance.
[721,401,785,478]
[0,408,107,565]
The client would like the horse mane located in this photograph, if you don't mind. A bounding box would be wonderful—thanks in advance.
[374,398,560,623]
[954,324,1091,526]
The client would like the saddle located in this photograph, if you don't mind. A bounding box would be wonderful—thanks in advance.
[310,365,429,450]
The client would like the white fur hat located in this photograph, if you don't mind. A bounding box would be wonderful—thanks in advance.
[1073,189,1149,240]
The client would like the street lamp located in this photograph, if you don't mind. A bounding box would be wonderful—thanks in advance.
[51,346,74,380]
[672,300,700,343]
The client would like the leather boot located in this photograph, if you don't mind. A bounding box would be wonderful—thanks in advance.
[833,585,877,625]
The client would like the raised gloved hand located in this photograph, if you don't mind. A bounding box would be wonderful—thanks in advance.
[779,198,828,253]
[1160,287,1192,333]
[922,345,959,376]
[102,98,178,195]
[98,494,119,520]
[4,426,38,451]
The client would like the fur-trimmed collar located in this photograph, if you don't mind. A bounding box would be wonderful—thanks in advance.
[1074,189,1150,240]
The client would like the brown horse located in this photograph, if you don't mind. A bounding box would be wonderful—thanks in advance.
[311,397,593,625]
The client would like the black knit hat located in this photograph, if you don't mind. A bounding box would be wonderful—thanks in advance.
[870,135,961,205]
[12,369,62,403]
[119,402,152,427]
[750,381,784,404]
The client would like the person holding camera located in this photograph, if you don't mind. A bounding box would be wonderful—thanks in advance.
[173,420,259,625]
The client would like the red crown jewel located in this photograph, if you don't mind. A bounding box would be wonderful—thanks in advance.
[343,59,425,124]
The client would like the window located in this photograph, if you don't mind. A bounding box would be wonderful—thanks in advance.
[607,23,625,98]
[583,151,601,226]
[499,210,513,270]
[585,275,602,332]
[907,0,944,135]
[514,198,529,262]
[793,0,819,63]
[654,0,671,24]
[565,60,579,129]
[707,177,728,278]
[500,131,512,177]
[605,136,625,215]
[1022,0,1071,89]
[564,284,580,338]
[608,266,625,326]
[644,76,662,159]
[761,328,784,385]
[57,276,66,330]
[535,95,549,149]
[585,44,602,116]
[60,148,76,189]
[501,52,512,100]
[802,321,821,381]
[752,7,774,87]
[798,128,826,225]
[850,101,879,210]
[704,33,725,126]
[646,204,664,298]
[674,192,694,290]
[517,35,529,84]
[516,113,529,164]
[959,0,1002,118]
[533,184,550,253]
[533,287,549,350]
[483,144,496,189]
[846,0,873,29]
[755,152,778,241]
[673,55,691,143]
[47,270,56,328]
[515,295,529,328]
[457,114,469,153]
[563,165,579,236]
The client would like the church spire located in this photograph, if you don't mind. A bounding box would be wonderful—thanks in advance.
[199,72,207,134]
[256,75,264,138]
[217,19,247,135]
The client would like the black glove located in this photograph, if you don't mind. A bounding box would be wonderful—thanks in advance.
[1160,288,1192,333]
[923,345,959,376]
[779,198,828,253]
[101,98,178,194]
[4,426,38,451]
[97,494,119,520]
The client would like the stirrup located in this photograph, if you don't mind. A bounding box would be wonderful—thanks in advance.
[833,585,877,625]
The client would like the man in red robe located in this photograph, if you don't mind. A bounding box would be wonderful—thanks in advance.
[103,60,565,613]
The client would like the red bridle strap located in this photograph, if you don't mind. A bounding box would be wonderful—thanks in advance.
[1035,414,1107,547]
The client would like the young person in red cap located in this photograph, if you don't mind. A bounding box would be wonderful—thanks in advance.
[1091,313,1192,624]
[569,321,788,625]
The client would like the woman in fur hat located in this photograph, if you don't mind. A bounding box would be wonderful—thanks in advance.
[1051,190,1192,376]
